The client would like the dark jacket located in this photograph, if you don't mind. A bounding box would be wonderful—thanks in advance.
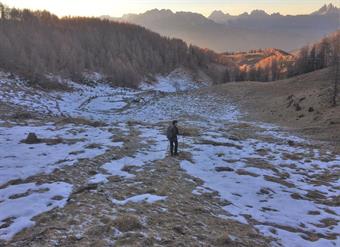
[167,124,179,141]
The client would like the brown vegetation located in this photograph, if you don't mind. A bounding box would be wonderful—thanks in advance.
[0,3,226,87]
[113,215,142,232]
[204,68,340,144]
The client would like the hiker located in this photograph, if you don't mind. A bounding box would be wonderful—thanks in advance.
[167,120,179,156]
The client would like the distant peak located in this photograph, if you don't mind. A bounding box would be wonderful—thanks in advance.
[250,9,269,17]
[239,12,249,17]
[208,10,232,22]
[271,12,282,17]
[209,10,231,17]
[144,9,173,15]
[312,3,339,15]
[211,10,225,15]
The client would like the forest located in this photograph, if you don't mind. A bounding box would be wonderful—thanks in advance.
[0,3,338,87]
[230,31,340,82]
[292,32,340,77]
[0,3,221,87]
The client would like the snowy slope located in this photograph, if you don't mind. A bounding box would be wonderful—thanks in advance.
[0,70,339,246]
[181,125,340,247]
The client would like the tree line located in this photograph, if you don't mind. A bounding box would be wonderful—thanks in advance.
[0,3,338,90]
[0,3,226,87]
[289,32,340,77]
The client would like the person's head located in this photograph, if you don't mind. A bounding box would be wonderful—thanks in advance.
[172,120,178,126]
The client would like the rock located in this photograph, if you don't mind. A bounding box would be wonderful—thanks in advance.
[51,195,64,201]
[215,167,234,172]
[23,132,40,144]
[236,169,260,177]
[287,140,295,146]
[308,210,321,215]
[88,170,97,176]
[173,226,186,235]
[308,107,314,112]
[295,104,302,111]
[259,188,271,195]
[290,193,303,200]
[13,112,33,119]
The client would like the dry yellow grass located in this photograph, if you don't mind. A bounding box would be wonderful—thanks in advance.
[179,126,201,137]
[113,215,142,232]
[199,68,340,146]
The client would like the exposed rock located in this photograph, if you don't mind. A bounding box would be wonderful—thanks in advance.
[215,166,234,172]
[173,225,186,235]
[22,132,40,144]
[236,169,260,177]
[287,140,295,146]
[290,193,303,200]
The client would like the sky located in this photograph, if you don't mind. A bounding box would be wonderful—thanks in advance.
[1,0,339,17]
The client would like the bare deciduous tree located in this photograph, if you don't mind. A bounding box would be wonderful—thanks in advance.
[331,33,340,107]
[0,3,222,87]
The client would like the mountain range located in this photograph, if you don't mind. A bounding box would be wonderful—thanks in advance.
[105,4,340,52]
[209,3,340,23]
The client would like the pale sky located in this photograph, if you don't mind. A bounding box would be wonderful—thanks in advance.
[1,0,339,17]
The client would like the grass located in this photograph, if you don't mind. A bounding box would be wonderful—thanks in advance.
[114,215,142,232]
[85,143,103,149]
[56,117,107,127]
[236,169,260,177]
[179,126,200,137]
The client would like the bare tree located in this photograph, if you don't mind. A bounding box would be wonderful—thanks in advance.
[331,33,340,107]
[332,56,339,106]
[0,5,224,87]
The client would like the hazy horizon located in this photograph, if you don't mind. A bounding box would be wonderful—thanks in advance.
[1,0,339,18]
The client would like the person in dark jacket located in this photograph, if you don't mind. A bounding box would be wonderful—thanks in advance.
[166,120,179,156]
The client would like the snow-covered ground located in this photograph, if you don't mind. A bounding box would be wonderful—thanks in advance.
[0,123,124,186]
[0,121,127,241]
[181,126,340,247]
[140,69,208,93]
[0,70,339,246]
[0,72,138,120]
[93,126,168,181]
[0,181,72,240]
[112,194,167,205]
[0,69,209,122]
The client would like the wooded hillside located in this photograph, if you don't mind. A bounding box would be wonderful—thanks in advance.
[0,3,218,87]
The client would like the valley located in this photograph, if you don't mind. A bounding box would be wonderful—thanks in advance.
[0,69,339,246]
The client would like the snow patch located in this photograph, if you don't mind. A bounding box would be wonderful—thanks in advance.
[112,194,167,205]
[0,182,72,240]
[101,126,167,178]
[0,123,123,186]
[181,126,340,247]
[88,173,109,184]
[140,69,207,93]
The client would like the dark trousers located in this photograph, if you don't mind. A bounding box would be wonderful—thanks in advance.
[169,138,178,155]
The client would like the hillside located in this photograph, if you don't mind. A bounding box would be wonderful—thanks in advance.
[207,68,340,144]
[0,67,339,246]
[0,3,339,246]
[0,5,223,87]
[113,4,340,52]
[215,31,340,82]
[218,48,295,80]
